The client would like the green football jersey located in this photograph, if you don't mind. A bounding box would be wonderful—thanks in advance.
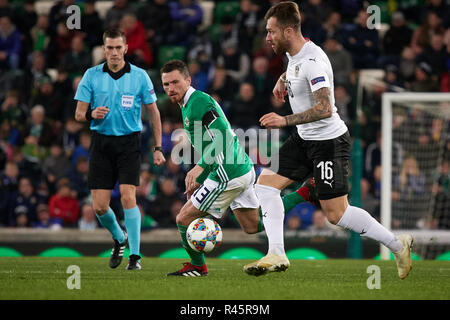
[181,87,253,183]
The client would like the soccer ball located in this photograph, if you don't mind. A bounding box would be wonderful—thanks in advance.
[186,217,222,253]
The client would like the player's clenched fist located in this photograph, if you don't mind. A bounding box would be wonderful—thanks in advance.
[273,76,288,103]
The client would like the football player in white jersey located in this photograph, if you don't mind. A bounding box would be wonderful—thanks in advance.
[244,1,413,279]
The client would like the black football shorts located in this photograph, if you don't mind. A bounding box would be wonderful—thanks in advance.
[88,131,141,190]
[274,130,351,200]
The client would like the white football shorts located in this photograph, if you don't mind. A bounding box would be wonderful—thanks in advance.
[190,168,260,218]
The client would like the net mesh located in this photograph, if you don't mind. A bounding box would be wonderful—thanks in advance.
[390,100,450,259]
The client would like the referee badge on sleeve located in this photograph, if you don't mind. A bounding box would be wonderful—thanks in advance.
[121,95,134,111]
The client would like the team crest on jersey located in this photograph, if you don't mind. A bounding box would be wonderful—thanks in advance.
[184,116,189,127]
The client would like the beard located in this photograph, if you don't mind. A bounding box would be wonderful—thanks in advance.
[271,37,289,55]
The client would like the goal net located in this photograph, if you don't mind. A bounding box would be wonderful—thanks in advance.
[381,93,450,260]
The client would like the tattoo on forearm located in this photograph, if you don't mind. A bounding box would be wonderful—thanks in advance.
[284,87,332,126]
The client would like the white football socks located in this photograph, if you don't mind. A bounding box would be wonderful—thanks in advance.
[337,205,402,253]
[255,184,286,256]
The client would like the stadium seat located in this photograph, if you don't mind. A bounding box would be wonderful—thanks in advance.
[436,251,450,261]
[213,1,240,23]
[157,46,187,70]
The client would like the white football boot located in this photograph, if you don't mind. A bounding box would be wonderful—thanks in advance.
[244,253,290,276]
[393,234,414,279]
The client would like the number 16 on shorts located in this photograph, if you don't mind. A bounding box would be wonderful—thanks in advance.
[317,161,334,188]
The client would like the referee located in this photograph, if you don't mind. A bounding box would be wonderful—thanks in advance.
[74,28,165,270]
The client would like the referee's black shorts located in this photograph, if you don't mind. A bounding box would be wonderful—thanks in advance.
[88,131,141,190]
[274,130,351,200]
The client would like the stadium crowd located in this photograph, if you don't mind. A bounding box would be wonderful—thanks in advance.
[0,0,449,231]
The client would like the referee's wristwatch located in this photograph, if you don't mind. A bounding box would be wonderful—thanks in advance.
[153,146,163,153]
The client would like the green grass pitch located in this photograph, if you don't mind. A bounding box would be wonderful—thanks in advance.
[0,257,448,300]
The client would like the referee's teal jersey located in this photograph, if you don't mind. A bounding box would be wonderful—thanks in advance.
[74,62,157,136]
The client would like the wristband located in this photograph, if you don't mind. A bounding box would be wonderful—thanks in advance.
[85,109,93,121]
[153,146,163,152]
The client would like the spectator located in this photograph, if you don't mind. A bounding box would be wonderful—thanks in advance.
[13,0,37,66]
[322,11,342,40]
[229,82,260,130]
[23,51,50,103]
[48,177,80,227]
[42,142,71,194]
[334,85,352,126]
[235,0,259,54]
[168,0,203,46]
[104,0,135,30]
[1,161,19,194]
[379,11,413,68]
[399,46,417,82]
[323,36,353,87]
[411,11,445,55]
[46,22,74,68]
[151,177,183,227]
[361,178,380,220]
[341,9,379,69]
[216,38,251,82]
[139,203,158,231]
[307,208,338,232]
[78,203,98,230]
[253,39,285,81]
[30,15,51,52]
[60,36,92,78]
[245,56,276,108]
[7,176,41,226]
[29,76,65,127]
[71,130,90,167]
[23,104,56,149]
[188,59,208,92]
[80,0,104,50]
[0,0,12,17]
[0,15,22,71]
[285,202,316,230]
[65,156,90,202]
[407,62,440,92]
[1,90,27,130]
[120,13,153,68]
[61,117,83,160]
[33,203,62,229]
[137,0,172,48]
[418,33,447,78]
[207,65,238,112]
[423,0,450,28]
[48,0,75,35]
[212,15,238,59]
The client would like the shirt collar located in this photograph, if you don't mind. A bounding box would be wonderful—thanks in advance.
[102,61,131,79]
[181,86,196,107]
[286,39,312,61]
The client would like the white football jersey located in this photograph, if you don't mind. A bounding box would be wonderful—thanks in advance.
[285,40,348,140]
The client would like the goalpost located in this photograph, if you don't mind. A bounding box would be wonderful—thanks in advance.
[381,92,450,260]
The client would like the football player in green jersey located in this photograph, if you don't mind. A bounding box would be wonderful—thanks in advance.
[161,60,318,277]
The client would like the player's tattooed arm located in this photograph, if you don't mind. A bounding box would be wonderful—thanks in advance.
[284,87,333,126]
